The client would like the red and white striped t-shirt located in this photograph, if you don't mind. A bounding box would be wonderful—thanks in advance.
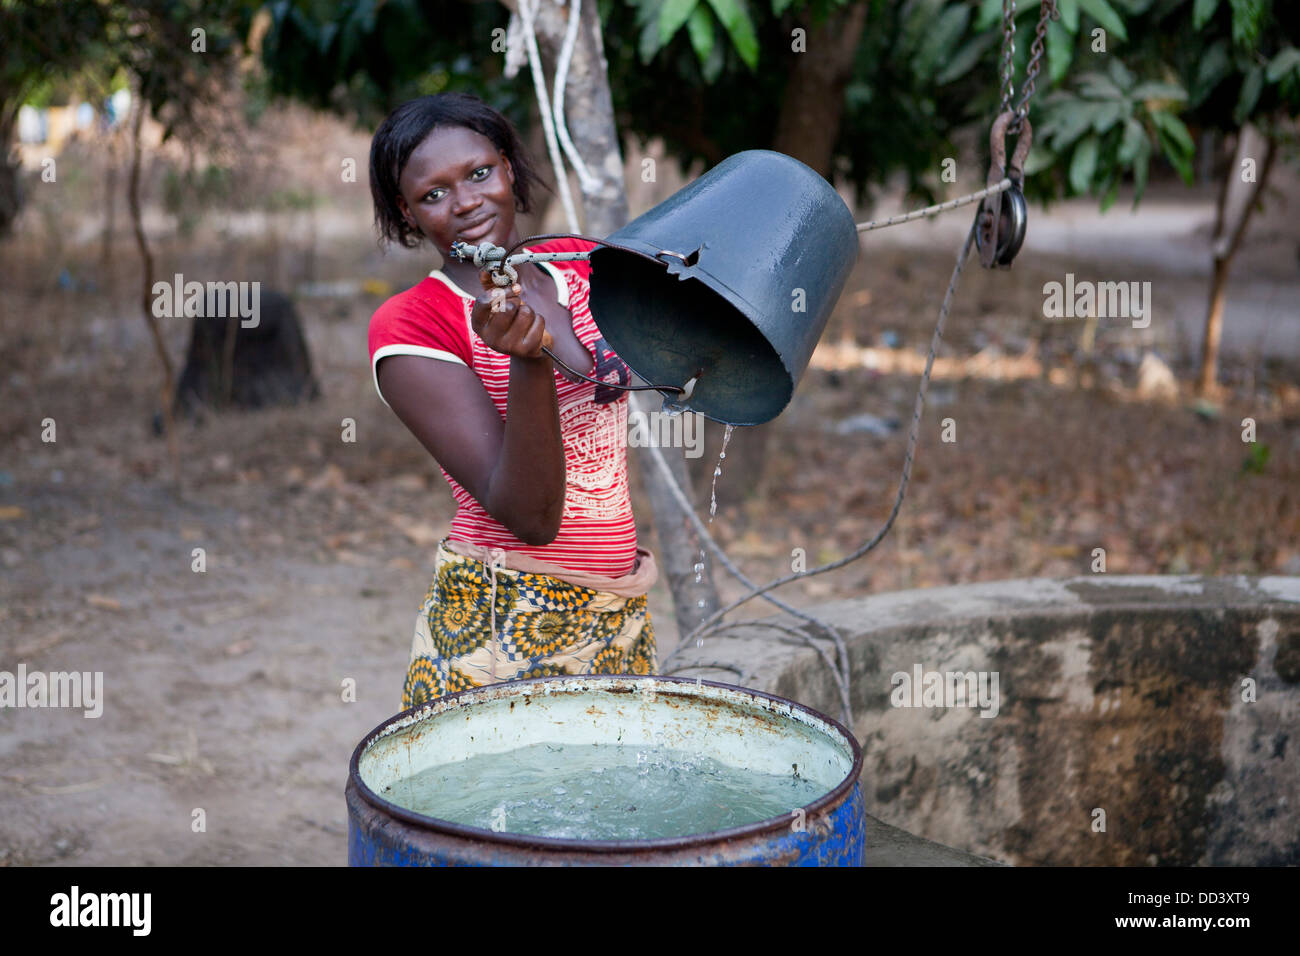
[367,237,640,577]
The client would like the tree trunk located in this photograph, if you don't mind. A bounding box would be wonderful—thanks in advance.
[501,0,721,637]
[0,105,21,239]
[1197,256,1231,397]
[1197,125,1278,397]
[127,88,181,486]
[772,3,869,176]
[721,2,870,498]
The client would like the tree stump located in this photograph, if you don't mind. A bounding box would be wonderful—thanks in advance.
[173,289,321,416]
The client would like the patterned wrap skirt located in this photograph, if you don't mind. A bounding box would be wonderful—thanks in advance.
[401,537,658,710]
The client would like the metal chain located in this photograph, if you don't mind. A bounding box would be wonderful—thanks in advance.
[999,0,1018,117]
[1001,0,1060,136]
[1013,0,1059,133]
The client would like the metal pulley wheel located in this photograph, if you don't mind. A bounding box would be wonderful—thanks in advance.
[976,184,1027,267]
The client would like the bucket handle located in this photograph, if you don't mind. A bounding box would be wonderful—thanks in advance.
[655,245,703,273]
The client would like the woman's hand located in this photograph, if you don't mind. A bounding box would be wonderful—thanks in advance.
[471,272,554,359]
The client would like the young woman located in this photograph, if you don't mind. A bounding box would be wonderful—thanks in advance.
[367,93,658,710]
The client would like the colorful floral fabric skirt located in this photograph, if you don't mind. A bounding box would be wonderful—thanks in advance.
[401,539,658,710]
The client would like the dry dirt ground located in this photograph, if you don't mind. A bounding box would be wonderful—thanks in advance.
[1,106,1298,865]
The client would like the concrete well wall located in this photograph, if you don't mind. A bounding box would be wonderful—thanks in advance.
[673,575,1300,865]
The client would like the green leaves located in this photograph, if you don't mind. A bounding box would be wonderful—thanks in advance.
[1227,0,1266,50]
[1150,109,1193,154]
[1242,442,1271,475]
[936,27,998,84]
[1069,135,1099,192]
[658,0,698,47]
[1234,64,1263,123]
[914,3,970,79]
[1130,81,1188,102]
[644,0,757,73]
[685,3,714,65]
[1189,39,1232,106]
[1193,0,1221,31]
[1037,41,1193,206]
[1131,134,1150,202]
[1151,109,1194,183]
[1047,16,1075,85]
[1078,0,1128,42]
[1266,47,1300,83]
[1058,0,1081,34]
[704,0,758,71]
[1117,116,1144,162]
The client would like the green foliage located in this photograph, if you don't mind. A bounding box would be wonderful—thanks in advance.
[246,0,1299,222]
[0,1,242,235]
[1242,442,1270,474]
[1021,0,1300,209]
[0,1,116,109]
[254,0,522,126]
[633,0,759,78]
[1079,0,1128,42]
[1029,56,1190,209]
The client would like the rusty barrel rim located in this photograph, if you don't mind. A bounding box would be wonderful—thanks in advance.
[348,674,863,855]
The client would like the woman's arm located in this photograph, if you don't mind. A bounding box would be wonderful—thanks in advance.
[376,285,566,546]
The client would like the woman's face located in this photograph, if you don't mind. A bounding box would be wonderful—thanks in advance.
[396,125,518,254]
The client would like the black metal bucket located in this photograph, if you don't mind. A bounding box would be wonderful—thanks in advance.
[588,150,859,425]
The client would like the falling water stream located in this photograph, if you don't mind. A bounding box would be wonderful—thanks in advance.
[690,424,736,684]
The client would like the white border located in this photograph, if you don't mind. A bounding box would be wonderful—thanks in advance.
[371,344,468,406]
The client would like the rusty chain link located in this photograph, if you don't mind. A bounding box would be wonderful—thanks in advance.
[1001,0,1061,136]
[999,0,1018,118]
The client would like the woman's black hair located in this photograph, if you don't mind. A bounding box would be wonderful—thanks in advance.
[369,92,549,249]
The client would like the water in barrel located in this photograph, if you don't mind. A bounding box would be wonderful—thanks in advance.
[380,741,824,840]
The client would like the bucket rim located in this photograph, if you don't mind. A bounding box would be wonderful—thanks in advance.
[347,674,863,854]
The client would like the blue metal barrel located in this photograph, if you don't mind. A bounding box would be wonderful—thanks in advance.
[347,675,864,866]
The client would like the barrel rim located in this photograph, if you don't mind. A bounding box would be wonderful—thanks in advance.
[347,674,864,855]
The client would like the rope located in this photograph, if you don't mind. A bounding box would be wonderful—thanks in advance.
[680,213,981,647]
[550,0,603,196]
[505,1,1035,735]
[517,0,582,232]
[857,178,1012,232]
[485,548,506,680]
[632,404,854,724]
